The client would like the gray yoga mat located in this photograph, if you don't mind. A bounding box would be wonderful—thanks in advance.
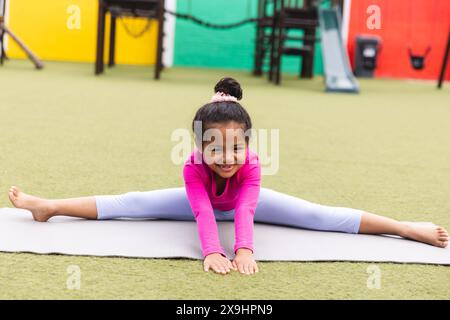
[0,208,449,265]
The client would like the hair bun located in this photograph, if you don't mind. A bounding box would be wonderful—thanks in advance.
[214,77,243,101]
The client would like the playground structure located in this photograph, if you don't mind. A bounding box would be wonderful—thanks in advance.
[93,0,358,92]
[0,0,448,89]
[318,7,359,93]
[0,0,43,69]
[437,29,449,89]
[253,0,319,83]
[95,0,165,79]
[254,0,358,92]
[268,0,319,84]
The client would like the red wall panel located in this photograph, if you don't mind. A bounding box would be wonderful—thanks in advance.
[347,0,450,80]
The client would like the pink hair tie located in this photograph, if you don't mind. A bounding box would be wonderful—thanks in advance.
[210,91,238,103]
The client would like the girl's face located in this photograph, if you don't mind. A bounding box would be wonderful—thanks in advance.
[201,121,247,179]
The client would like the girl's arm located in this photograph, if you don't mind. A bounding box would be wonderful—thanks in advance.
[234,164,261,254]
[183,164,227,258]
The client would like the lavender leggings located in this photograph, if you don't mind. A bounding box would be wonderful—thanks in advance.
[95,188,363,234]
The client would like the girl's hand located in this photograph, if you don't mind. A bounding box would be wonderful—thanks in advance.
[204,253,236,275]
[232,248,259,275]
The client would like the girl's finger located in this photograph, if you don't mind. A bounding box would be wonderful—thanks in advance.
[247,264,253,275]
[204,263,210,272]
[222,262,229,271]
[217,264,226,274]
[230,260,237,271]
[238,263,245,274]
[255,263,259,273]
[249,264,255,275]
[210,263,219,273]
[244,263,250,275]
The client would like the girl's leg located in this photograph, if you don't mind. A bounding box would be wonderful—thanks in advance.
[8,186,93,222]
[254,188,363,234]
[359,211,448,247]
[254,188,448,248]
[95,187,194,220]
[8,186,194,222]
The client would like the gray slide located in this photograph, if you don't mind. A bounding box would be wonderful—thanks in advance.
[319,8,359,93]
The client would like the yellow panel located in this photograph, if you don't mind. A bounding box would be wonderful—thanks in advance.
[7,0,157,65]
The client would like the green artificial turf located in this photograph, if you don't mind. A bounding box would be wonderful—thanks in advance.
[0,60,449,299]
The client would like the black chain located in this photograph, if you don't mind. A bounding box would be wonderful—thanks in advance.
[114,0,328,35]
[163,0,328,30]
[119,17,152,38]
[164,9,260,29]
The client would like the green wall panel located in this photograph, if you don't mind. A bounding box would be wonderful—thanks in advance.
[173,0,329,75]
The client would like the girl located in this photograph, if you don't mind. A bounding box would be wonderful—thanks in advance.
[7,78,449,276]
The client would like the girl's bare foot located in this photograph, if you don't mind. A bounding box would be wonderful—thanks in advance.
[402,223,449,248]
[8,186,56,222]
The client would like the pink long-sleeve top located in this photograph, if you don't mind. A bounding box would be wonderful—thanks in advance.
[182,148,261,258]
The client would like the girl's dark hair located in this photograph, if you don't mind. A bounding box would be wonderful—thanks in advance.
[214,77,243,100]
[192,77,252,146]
